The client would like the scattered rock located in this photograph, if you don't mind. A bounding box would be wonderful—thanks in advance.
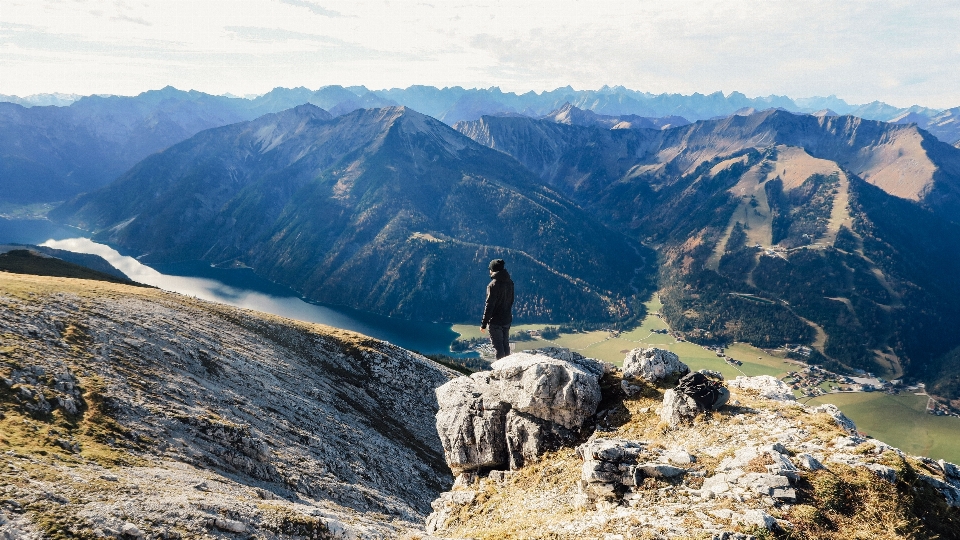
[212,517,247,533]
[425,490,478,535]
[866,464,897,484]
[666,449,696,465]
[622,348,689,386]
[736,509,777,529]
[918,474,960,507]
[637,463,685,478]
[795,453,823,471]
[120,522,143,538]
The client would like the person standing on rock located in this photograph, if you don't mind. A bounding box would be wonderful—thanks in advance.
[481,258,514,359]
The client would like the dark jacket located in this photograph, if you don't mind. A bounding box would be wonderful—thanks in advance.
[481,269,514,328]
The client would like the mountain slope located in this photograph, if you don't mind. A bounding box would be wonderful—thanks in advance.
[0,272,456,538]
[0,88,259,204]
[53,105,651,324]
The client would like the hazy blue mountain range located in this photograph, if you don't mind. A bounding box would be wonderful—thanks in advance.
[455,109,960,397]
[5,85,958,205]
[0,92,83,107]
[53,105,651,325]
[0,87,254,203]
[0,86,391,204]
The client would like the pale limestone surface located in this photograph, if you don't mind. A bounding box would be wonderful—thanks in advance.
[0,276,457,539]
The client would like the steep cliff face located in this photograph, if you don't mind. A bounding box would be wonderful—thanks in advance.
[0,272,456,539]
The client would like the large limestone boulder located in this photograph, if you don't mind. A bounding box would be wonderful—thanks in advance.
[622,348,689,386]
[489,352,602,430]
[434,350,603,474]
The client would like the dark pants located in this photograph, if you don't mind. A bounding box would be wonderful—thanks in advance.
[489,324,510,359]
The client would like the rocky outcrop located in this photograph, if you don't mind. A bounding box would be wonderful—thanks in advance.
[435,350,604,475]
[427,372,960,538]
[808,403,858,434]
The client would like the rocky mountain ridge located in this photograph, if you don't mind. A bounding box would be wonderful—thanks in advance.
[425,348,960,539]
[0,272,458,538]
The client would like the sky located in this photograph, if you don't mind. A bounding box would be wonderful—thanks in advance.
[2,0,959,108]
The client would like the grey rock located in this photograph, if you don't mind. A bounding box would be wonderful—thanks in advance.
[525,347,607,379]
[577,438,644,463]
[212,518,247,533]
[795,453,824,471]
[727,376,795,401]
[919,474,960,507]
[120,522,143,538]
[488,352,602,429]
[659,389,703,427]
[703,474,732,494]
[666,449,696,465]
[771,487,797,501]
[504,410,576,470]
[425,490,477,535]
[434,376,508,473]
[582,459,623,484]
[487,470,514,485]
[809,404,858,434]
[939,459,960,480]
[735,509,776,529]
[622,348,689,385]
[620,380,644,397]
[766,452,800,480]
[638,463,686,478]
[435,350,602,473]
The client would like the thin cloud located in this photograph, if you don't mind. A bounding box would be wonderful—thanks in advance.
[111,13,151,26]
[279,0,343,17]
